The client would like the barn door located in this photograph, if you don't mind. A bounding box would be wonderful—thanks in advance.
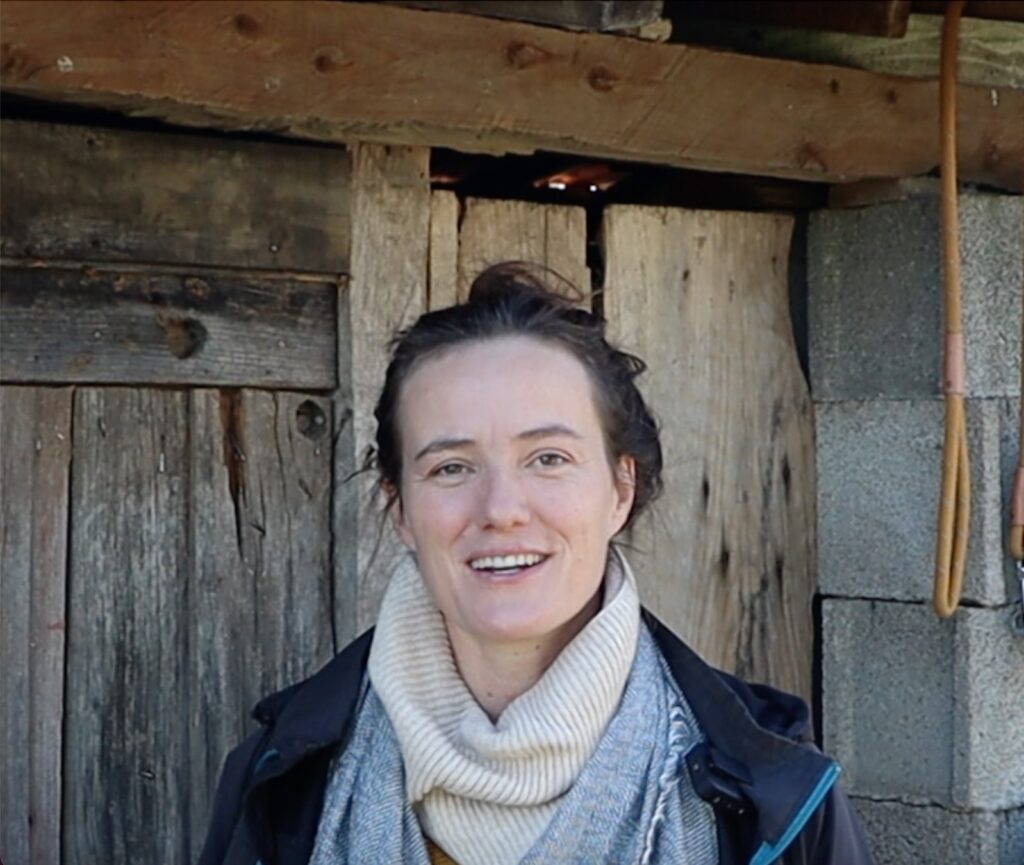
[1,119,345,864]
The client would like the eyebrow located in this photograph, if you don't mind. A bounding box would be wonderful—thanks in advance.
[412,424,583,462]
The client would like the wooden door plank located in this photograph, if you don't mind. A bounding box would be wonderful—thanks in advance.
[0,386,71,865]
[429,190,460,310]
[64,387,190,864]
[1,2,1020,190]
[457,199,589,301]
[603,206,814,703]
[334,144,430,643]
[0,265,337,388]
[1,120,351,272]
[188,388,333,861]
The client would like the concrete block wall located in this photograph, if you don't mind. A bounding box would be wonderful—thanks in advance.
[809,191,1023,865]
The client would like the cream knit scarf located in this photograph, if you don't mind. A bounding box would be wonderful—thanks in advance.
[366,551,641,865]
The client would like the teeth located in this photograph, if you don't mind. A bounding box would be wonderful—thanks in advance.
[470,553,544,571]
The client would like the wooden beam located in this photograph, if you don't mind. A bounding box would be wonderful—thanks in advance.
[380,1,665,32]
[2,1,1022,190]
[677,14,1024,91]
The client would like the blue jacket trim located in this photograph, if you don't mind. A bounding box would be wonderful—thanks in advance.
[748,761,841,865]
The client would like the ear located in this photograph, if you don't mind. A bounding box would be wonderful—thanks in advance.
[610,455,637,536]
[385,482,416,550]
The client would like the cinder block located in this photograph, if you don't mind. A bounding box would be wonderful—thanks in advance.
[816,398,1017,605]
[853,798,1024,865]
[823,600,1024,810]
[808,193,1022,400]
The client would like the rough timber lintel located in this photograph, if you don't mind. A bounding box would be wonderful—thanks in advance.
[1,1,1022,190]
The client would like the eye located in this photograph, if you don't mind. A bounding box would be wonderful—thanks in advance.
[534,452,570,468]
[430,461,472,478]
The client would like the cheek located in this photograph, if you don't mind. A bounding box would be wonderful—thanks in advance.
[402,486,474,551]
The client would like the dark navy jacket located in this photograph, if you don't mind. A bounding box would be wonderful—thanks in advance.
[198,613,876,865]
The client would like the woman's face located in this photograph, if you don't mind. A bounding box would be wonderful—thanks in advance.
[394,335,635,653]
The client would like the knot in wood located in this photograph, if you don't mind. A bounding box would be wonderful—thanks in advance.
[313,47,348,74]
[232,13,262,39]
[1,43,37,80]
[505,41,550,71]
[159,316,207,359]
[587,66,619,93]
[296,400,327,440]
[796,142,828,174]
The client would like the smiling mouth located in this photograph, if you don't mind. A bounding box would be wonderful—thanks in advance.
[468,552,549,577]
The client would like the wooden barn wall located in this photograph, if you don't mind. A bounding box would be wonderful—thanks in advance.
[1,119,814,865]
[0,119,348,865]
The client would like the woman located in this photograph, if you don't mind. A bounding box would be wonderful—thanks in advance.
[199,264,875,865]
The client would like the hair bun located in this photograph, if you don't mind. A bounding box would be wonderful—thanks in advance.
[467,261,586,309]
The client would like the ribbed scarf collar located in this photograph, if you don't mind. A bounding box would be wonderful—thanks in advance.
[367,550,641,865]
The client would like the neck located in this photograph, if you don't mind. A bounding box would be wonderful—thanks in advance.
[447,590,602,721]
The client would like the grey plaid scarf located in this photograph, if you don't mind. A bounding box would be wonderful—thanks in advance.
[308,624,717,865]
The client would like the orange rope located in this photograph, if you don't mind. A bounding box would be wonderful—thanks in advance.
[934,0,970,618]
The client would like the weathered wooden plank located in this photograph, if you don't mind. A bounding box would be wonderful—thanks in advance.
[603,206,814,704]
[682,13,1024,90]
[2,2,1021,190]
[0,119,351,272]
[65,387,190,864]
[188,387,334,861]
[334,144,430,642]
[429,190,460,310]
[381,1,665,32]
[0,265,337,388]
[457,199,589,302]
[0,386,71,865]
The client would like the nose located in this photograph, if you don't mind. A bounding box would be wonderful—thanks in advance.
[479,467,531,531]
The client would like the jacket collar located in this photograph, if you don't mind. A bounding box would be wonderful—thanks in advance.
[643,611,836,850]
[249,615,834,850]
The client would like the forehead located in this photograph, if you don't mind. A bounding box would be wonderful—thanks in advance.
[398,336,602,445]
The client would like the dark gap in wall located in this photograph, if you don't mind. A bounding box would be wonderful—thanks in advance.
[789,213,811,384]
[812,592,823,748]
[431,147,827,213]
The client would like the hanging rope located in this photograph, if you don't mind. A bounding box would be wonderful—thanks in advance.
[1011,266,1024,635]
[934,0,970,618]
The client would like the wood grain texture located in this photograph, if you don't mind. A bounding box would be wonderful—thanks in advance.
[0,386,71,865]
[0,119,351,272]
[64,388,190,865]
[603,206,814,703]
[685,13,1024,90]
[187,387,334,862]
[2,1,1020,190]
[334,144,430,643]
[429,190,460,310]
[0,265,337,388]
[457,198,589,301]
